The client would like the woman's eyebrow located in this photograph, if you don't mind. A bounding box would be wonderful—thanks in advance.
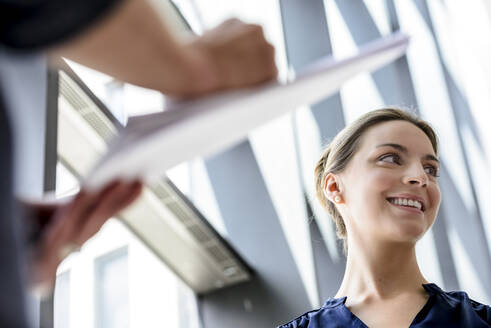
[376,143,439,163]
[424,154,439,163]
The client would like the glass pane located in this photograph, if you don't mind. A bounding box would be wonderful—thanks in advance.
[54,270,70,328]
[95,248,129,328]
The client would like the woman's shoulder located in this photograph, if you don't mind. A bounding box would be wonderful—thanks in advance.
[426,283,489,308]
[277,297,349,328]
[279,284,491,328]
[424,283,491,325]
[277,308,321,328]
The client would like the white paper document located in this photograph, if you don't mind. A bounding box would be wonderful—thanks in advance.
[84,32,410,190]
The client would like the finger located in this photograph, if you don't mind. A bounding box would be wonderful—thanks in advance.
[225,45,276,87]
[74,181,142,244]
[65,181,122,229]
[71,185,128,245]
[47,181,122,244]
[29,181,132,283]
[63,182,115,220]
[215,22,266,48]
[116,181,143,211]
[27,191,88,260]
[239,24,266,43]
[217,18,244,29]
[39,190,90,243]
[256,43,278,81]
[243,40,277,81]
[75,181,142,244]
[94,180,142,218]
[225,32,276,84]
[221,26,266,52]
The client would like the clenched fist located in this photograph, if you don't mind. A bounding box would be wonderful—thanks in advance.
[180,19,278,97]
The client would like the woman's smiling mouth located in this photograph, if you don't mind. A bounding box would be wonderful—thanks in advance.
[386,196,426,214]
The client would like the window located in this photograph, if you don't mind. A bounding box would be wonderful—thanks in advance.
[94,247,129,328]
[54,270,70,328]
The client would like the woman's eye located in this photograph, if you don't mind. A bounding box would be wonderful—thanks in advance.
[378,153,401,164]
[424,165,439,177]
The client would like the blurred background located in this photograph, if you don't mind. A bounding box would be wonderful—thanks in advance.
[15,0,491,327]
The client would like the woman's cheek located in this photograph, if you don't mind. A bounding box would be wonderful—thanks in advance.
[428,183,441,216]
[367,169,399,191]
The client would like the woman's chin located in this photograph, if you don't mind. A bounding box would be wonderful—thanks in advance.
[389,221,427,243]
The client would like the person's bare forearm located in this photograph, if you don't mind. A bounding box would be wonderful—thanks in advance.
[51,0,276,97]
[51,0,216,97]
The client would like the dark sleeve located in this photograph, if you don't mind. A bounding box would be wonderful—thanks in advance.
[0,0,124,50]
[277,315,309,328]
[470,299,491,324]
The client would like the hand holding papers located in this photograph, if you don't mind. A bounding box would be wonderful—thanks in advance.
[85,32,410,190]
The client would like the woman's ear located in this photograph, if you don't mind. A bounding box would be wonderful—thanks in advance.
[324,173,343,204]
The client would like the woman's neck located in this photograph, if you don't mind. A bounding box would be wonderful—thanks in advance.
[334,239,427,302]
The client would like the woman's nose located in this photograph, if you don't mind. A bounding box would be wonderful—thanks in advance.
[403,165,428,187]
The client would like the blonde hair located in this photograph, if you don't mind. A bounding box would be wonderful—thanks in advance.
[314,108,438,253]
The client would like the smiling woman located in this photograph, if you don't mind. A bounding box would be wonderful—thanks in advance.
[280,108,491,328]
[314,108,439,254]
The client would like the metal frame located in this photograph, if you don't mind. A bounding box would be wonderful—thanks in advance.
[279,0,346,302]
[385,0,461,294]
[56,60,252,294]
[411,0,491,294]
[39,64,59,328]
[201,141,310,327]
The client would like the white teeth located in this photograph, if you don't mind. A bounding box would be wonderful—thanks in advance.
[389,198,423,211]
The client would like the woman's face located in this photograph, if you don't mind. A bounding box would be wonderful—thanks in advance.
[336,120,441,245]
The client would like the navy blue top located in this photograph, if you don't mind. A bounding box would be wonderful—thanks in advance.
[279,284,491,327]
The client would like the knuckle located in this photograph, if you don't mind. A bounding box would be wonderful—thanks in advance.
[223,18,240,26]
[230,18,243,24]
[248,24,264,36]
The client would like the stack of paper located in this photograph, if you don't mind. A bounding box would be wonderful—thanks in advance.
[85,32,409,190]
